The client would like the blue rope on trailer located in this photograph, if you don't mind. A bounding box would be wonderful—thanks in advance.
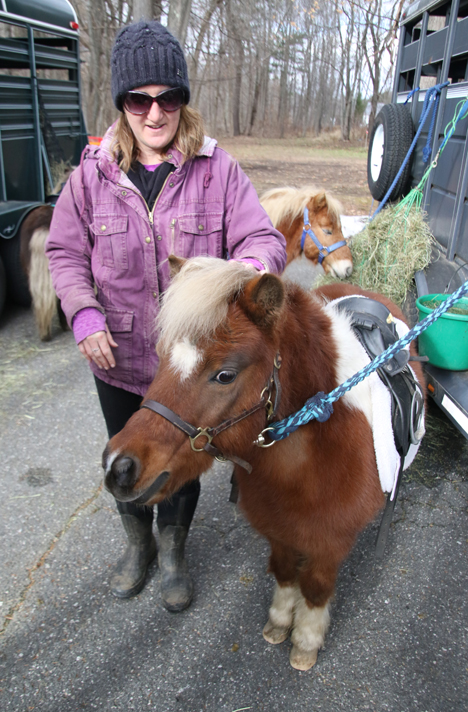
[422,90,441,163]
[371,82,449,221]
[268,280,468,442]
[404,87,420,104]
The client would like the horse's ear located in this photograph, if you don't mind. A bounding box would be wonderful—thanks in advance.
[168,255,187,279]
[239,273,285,329]
[312,192,327,211]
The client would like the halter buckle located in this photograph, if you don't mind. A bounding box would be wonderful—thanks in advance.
[260,386,274,419]
[190,427,213,452]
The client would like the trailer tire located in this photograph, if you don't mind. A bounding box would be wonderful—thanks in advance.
[367,104,414,203]
[0,232,31,307]
[0,254,6,317]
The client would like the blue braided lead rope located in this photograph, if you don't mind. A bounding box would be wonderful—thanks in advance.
[268,281,468,441]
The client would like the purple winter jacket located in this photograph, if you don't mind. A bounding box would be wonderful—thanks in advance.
[46,124,287,395]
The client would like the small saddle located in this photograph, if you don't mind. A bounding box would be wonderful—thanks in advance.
[335,296,424,460]
[336,296,426,561]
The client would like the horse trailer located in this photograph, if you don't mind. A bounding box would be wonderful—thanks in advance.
[367,0,468,440]
[0,0,87,314]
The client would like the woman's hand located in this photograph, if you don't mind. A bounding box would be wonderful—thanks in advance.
[78,327,118,370]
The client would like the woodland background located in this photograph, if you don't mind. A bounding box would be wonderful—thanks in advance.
[73,0,405,141]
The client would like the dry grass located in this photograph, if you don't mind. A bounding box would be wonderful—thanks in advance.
[218,135,367,162]
[219,136,372,215]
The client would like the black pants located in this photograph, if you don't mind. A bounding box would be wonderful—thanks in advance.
[95,377,200,527]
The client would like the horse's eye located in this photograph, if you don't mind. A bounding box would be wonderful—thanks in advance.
[215,370,237,385]
[322,228,332,236]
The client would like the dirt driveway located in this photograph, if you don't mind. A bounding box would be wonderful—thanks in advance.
[218,137,373,215]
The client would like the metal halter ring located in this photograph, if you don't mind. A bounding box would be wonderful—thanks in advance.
[189,427,213,452]
[254,427,276,448]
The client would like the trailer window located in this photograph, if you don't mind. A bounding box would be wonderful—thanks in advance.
[448,54,468,82]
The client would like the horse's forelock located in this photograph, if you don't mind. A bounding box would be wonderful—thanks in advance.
[157,257,255,352]
[316,192,343,227]
[260,186,342,228]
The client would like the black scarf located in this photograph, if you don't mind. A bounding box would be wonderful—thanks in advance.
[127,161,176,210]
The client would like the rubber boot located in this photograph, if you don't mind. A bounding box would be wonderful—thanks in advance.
[157,481,200,612]
[110,509,157,599]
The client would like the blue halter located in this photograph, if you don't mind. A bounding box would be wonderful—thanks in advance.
[300,207,347,264]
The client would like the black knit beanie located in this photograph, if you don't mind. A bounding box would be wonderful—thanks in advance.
[111,21,190,111]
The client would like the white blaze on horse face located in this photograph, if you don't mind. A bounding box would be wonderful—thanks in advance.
[170,338,203,380]
[327,257,353,280]
[104,449,120,475]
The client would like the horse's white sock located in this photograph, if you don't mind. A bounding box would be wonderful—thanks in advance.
[268,582,298,628]
[291,596,330,652]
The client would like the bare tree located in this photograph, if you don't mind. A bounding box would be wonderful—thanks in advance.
[167,0,192,44]
[363,0,404,132]
[74,0,401,140]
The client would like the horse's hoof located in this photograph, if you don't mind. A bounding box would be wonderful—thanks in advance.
[289,645,318,671]
[262,619,290,644]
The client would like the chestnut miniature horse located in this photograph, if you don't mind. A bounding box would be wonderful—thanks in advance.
[103,257,423,671]
[260,186,353,279]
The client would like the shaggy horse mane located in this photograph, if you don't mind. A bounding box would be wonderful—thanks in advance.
[157,257,255,352]
[260,185,342,228]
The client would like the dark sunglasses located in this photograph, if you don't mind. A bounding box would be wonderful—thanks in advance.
[123,87,185,115]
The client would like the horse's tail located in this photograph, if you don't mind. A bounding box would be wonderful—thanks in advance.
[29,227,57,341]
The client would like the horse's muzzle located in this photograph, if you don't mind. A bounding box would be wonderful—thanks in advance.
[103,446,170,504]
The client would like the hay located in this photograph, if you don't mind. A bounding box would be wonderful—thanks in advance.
[315,204,434,306]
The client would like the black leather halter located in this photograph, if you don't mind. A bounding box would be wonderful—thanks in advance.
[140,354,282,474]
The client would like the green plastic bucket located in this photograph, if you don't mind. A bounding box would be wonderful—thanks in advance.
[416,293,468,370]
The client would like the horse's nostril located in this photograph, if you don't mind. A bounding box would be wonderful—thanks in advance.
[111,455,137,488]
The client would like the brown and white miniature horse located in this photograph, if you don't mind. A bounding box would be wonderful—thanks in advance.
[19,205,66,341]
[260,186,353,279]
[103,256,423,671]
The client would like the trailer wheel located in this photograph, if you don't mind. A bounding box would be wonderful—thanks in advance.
[0,254,6,317]
[367,104,414,203]
[0,231,31,307]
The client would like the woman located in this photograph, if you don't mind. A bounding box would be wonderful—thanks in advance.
[46,20,286,611]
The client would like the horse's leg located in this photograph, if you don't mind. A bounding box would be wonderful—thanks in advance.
[289,556,336,671]
[262,541,299,645]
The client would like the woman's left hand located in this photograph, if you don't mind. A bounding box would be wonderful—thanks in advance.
[78,327,118,370]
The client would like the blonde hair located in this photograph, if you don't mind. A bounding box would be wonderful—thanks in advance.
[157,257,255,353]
[112,105,205,172]
[260,186,343,228]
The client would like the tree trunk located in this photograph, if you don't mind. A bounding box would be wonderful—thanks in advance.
[133,0,152,21]
[167,0,192,45]
[87,0,104,134]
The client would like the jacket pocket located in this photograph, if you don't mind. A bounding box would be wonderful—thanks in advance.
[105,307,134,382]
[90,216,129,269]
[177,212,223,258]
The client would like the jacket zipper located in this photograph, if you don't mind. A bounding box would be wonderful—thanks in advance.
[117,171,173,226]
[149,173,173,226]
